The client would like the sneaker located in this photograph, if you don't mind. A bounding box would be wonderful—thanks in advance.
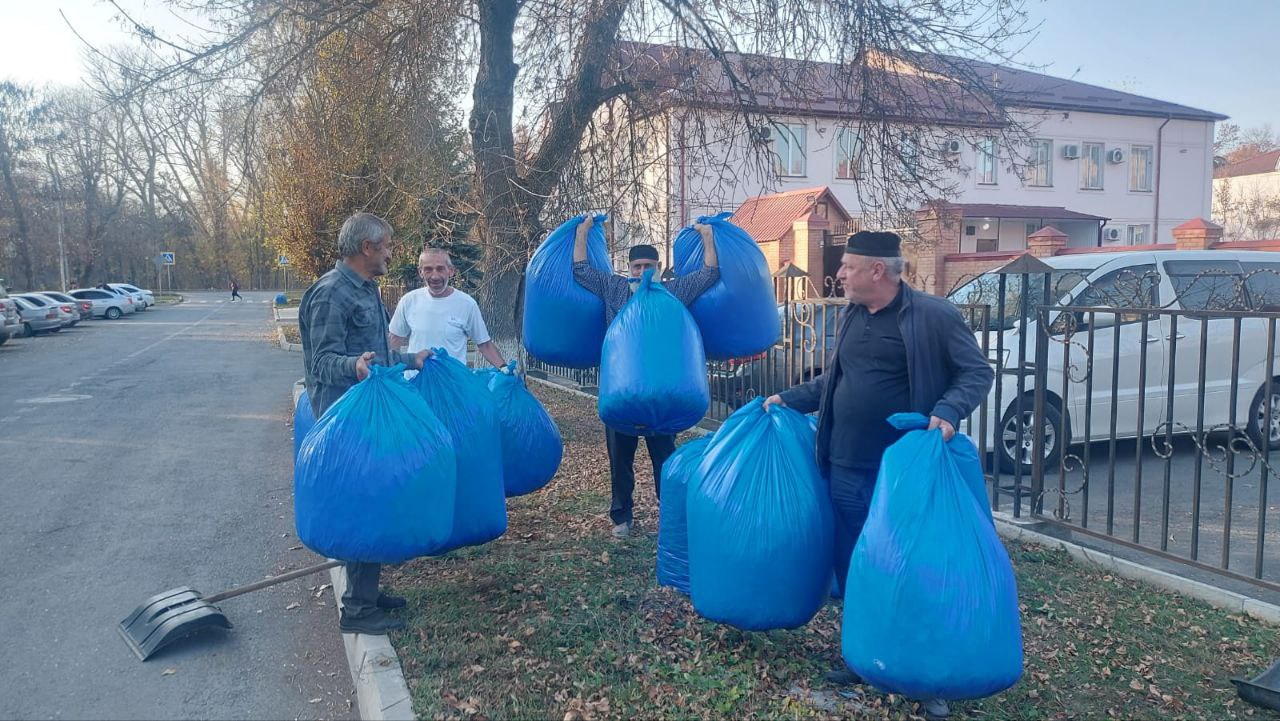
[919,699,951,721]
[338,610,406,635]
[822,668,862,686]
[376,592,407,610]
[611,521,632,539]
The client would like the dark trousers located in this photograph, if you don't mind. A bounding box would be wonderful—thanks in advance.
[829,464,879,594]
[605,426,677,525]
[342,562,382,618]
[231,289,242,300]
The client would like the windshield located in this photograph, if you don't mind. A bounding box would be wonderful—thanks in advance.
[947,269,1093,331]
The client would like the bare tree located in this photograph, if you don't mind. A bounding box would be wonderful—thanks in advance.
[104,0,1034,340]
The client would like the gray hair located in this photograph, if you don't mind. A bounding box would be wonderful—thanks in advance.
[419,247,454,268]
[337,213,392,258]
[882,256,905,279]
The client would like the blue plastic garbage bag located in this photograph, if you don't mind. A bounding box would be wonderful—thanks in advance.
[293,388,316,460]
[674,213,779,360]
[410,349,508,552]
[294,365,457,563]
[599,269,709,436]
[523,214,613,368]
[485,361,563,497]
[842,412,1022,701]
[657,435,711,594]
[687,399,834,630]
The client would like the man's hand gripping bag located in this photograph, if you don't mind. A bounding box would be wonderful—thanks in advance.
[842,413,1022,701]
[522,215,612,368]
[294,365,457,563]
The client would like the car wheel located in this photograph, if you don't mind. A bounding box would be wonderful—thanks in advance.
[1248,382,1280,451]
[997,398,1069,475]
[0,332,7,346]
[23,323,35,337]
[106,307,122,320]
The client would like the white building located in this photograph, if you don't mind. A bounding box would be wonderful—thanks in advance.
[1213,150,1280,241]
[593,43,1225,274]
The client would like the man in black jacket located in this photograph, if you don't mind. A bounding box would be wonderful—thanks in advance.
[765,230,993,720]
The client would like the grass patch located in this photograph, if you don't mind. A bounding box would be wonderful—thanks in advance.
[153,293,183,304]
[280,324,300,344]
[388,385,1278,721]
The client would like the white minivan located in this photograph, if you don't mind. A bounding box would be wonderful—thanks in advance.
[948,250,1280,473]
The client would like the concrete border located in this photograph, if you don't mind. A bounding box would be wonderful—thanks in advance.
[277,325,302,352]
[291,381,416,720]
[994,513,1280,625]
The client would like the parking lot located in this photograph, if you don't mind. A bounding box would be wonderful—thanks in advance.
[0,291,353,720]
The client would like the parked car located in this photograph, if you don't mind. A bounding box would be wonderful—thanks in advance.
[0,280,20,345]
[100,283,146,311]
[110,283,155,307]
[11,295,63,336]
[947,249,1280,473]
[69,287,134,319]
[21,293,79,328]
[37,291,93,321]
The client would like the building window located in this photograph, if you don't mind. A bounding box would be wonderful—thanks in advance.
[1080,142,1104,190]
[977,137,997,185]
[1026,222,1040,236]
[1127,224,1151,245]
[772,123,807,177]
[1130,145,1154,192]
[1026,139,1053,187]
[900,132,920,179]
[835,128,863,179]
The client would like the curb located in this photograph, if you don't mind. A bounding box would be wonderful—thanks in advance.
[277,325,302,352]
[993,513,1280,625]
[291,381,416,720]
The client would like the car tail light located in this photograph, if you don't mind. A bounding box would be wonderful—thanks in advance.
[61,305,73,313]
[46,310,58,320]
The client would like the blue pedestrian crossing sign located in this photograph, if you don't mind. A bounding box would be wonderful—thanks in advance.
[160,252,175,266]
[278,255,289,267]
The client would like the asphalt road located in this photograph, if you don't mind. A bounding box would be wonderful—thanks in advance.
[0,291,355,720]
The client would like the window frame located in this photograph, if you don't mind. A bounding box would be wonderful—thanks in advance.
[1164,259,1248,312]
[1129,145,1154,192]
[1080,142,1105,190]
[772,122,808,177]
[1026,139,1053,187]
[977,137,998,185]
[1126,224,1151,245]
[834,127,863,180]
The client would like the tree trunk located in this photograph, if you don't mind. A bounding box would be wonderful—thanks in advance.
[0,137,35,290]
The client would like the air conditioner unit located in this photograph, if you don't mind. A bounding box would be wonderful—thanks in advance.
[1108,148,1126,164]
[1062,144,1080,160]
[1105,227,1122,241]
[751,126,773,143]
[941,139,962,154]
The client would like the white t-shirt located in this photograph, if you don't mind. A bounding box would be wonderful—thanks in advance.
[388,287,491,365]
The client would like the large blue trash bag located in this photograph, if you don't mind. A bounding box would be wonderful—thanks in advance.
[523,214,613,368]
[687,399,834,630]
[485,361,564,497]
[674,213,779,360]
[295,365,457,563]
[293,387,316,460]
[409,349,508,552]
[657,435,711,594]
[842,412,1022,701]
[599,269,709,436]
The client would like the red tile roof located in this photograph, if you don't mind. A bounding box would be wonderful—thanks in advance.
[730,187,851,243]
[1214,150,1280,179]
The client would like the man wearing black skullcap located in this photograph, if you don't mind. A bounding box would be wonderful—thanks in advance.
[765,230,992,721]
[573,218,719,538]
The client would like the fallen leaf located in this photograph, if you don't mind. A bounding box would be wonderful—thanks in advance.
[286,601,302,610]
[161,668,177,676]
[1129,679,1145,691]
[308,698,322,704]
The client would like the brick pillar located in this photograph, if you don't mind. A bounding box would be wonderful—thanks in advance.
[912,202,962,295]
[793,211,830,295]
[1027,225,1068,258]
[1171,217,1224,251]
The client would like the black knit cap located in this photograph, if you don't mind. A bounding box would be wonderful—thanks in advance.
[628,244,660,262]
[846,230,902,257]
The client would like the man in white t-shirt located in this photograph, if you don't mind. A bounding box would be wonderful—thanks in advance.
[388,248,507,368]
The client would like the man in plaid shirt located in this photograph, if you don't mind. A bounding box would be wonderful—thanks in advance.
[299,211,431,636]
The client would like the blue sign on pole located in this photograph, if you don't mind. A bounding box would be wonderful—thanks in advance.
[277,255,289,267]
[160,252,176,266]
